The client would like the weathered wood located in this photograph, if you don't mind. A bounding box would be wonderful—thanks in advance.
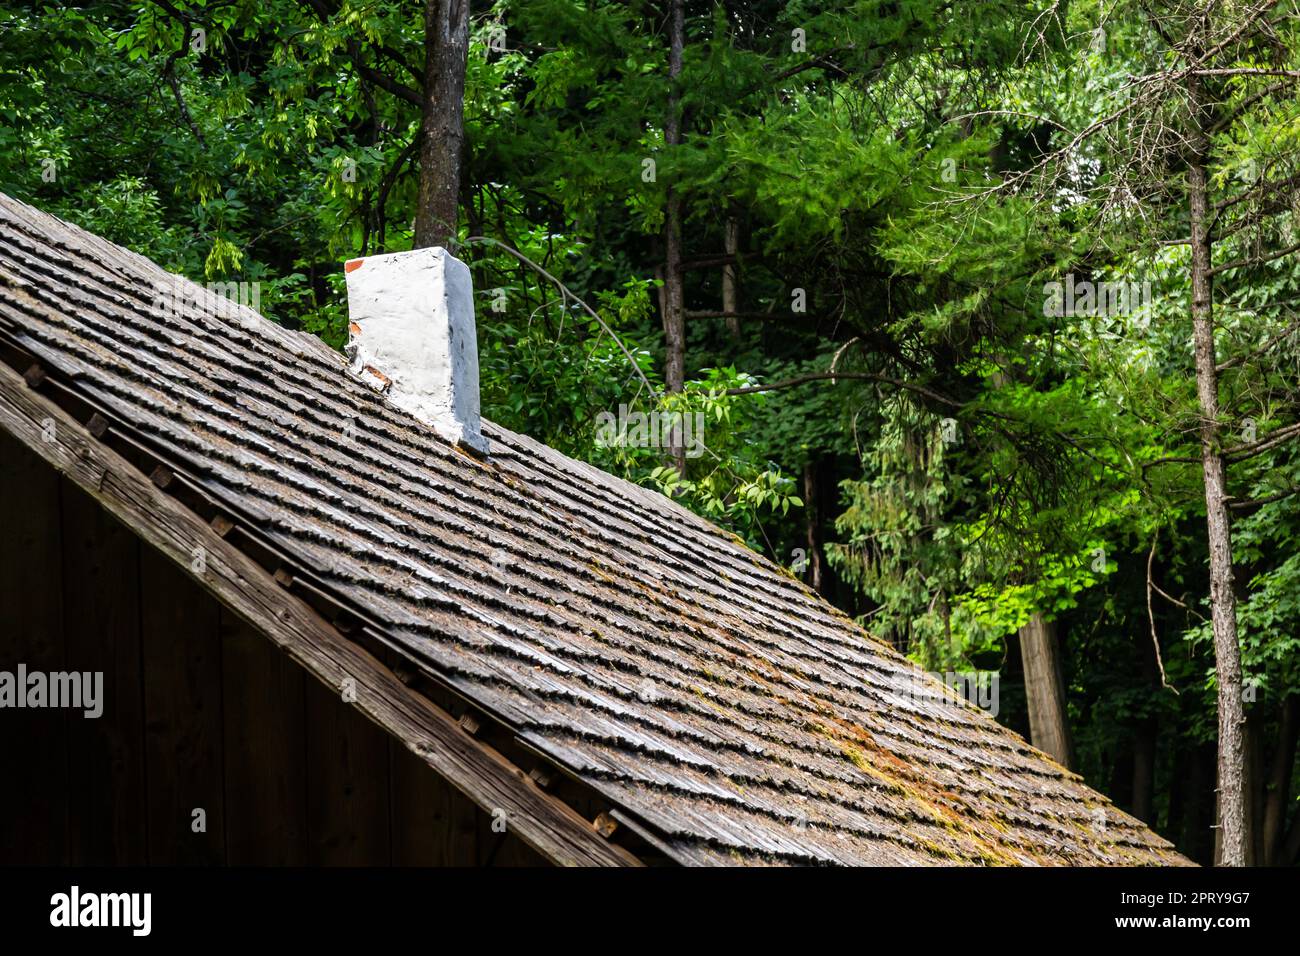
[140,544,225,864]
[478,787,546,867]
[529,767,552,789]
[389,737,446,865]
[304,672,392,865]
[389,737,491,865]
[386,660,545,867]
[0,358,640,866]
[60,478,147,864]
[0,430,68,863]
[488,827,548,867]
[220,606,307,865]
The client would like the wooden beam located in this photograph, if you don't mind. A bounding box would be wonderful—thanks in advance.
[528,767,553,789]
[0,358,642,868]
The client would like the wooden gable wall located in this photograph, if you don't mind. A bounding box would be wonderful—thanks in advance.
[0,430,545,866]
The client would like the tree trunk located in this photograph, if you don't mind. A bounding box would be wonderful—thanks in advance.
[1187,74,1248,867]
[661,0,686,472]
[802,460,823,594]
[414,0,470,250]
[1132,718,1156,824]
[1018,613,1074,769]
[1166,745,1187,844]
[722,215,739,339]
[1283,809,1300,866]
[1248,713,1266,864]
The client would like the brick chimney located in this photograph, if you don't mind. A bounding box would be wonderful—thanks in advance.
[343,247,489,456]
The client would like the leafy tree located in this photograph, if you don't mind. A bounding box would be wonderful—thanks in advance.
[4,0,1299,865]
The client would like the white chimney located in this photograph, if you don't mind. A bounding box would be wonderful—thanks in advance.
[343,247,489,456]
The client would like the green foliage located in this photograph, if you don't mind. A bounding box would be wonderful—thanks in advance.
[4,0,1299,862]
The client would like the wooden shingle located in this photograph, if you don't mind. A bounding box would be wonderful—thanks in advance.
[0,192,1188,865]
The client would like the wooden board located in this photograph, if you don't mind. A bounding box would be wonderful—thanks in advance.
[389,738,480,865]
[0,360,640,866]
[0,430,68,863]
[390,737,457,865]
[140,545,226,864]
[220,606,307,864]
[61,477,146,864]
[304,673,392,865]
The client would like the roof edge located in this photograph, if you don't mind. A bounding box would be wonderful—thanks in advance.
[0,352,644,868]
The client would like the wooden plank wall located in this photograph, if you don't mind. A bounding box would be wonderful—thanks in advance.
[0,432,544,866]
[0,426,68,863]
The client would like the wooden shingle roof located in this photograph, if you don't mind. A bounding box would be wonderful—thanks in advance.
[0,192,1187,865]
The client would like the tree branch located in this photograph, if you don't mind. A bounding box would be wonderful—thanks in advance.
[149,3,207,147]
[1145,530,1180,693]
[1208,237,1300,276]
[460,236,658,397]
[724,370,962,407]
[1224,420,1300,461]
[295,0,421,106]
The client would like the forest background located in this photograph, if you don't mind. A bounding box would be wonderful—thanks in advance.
[3,0,1299,865]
